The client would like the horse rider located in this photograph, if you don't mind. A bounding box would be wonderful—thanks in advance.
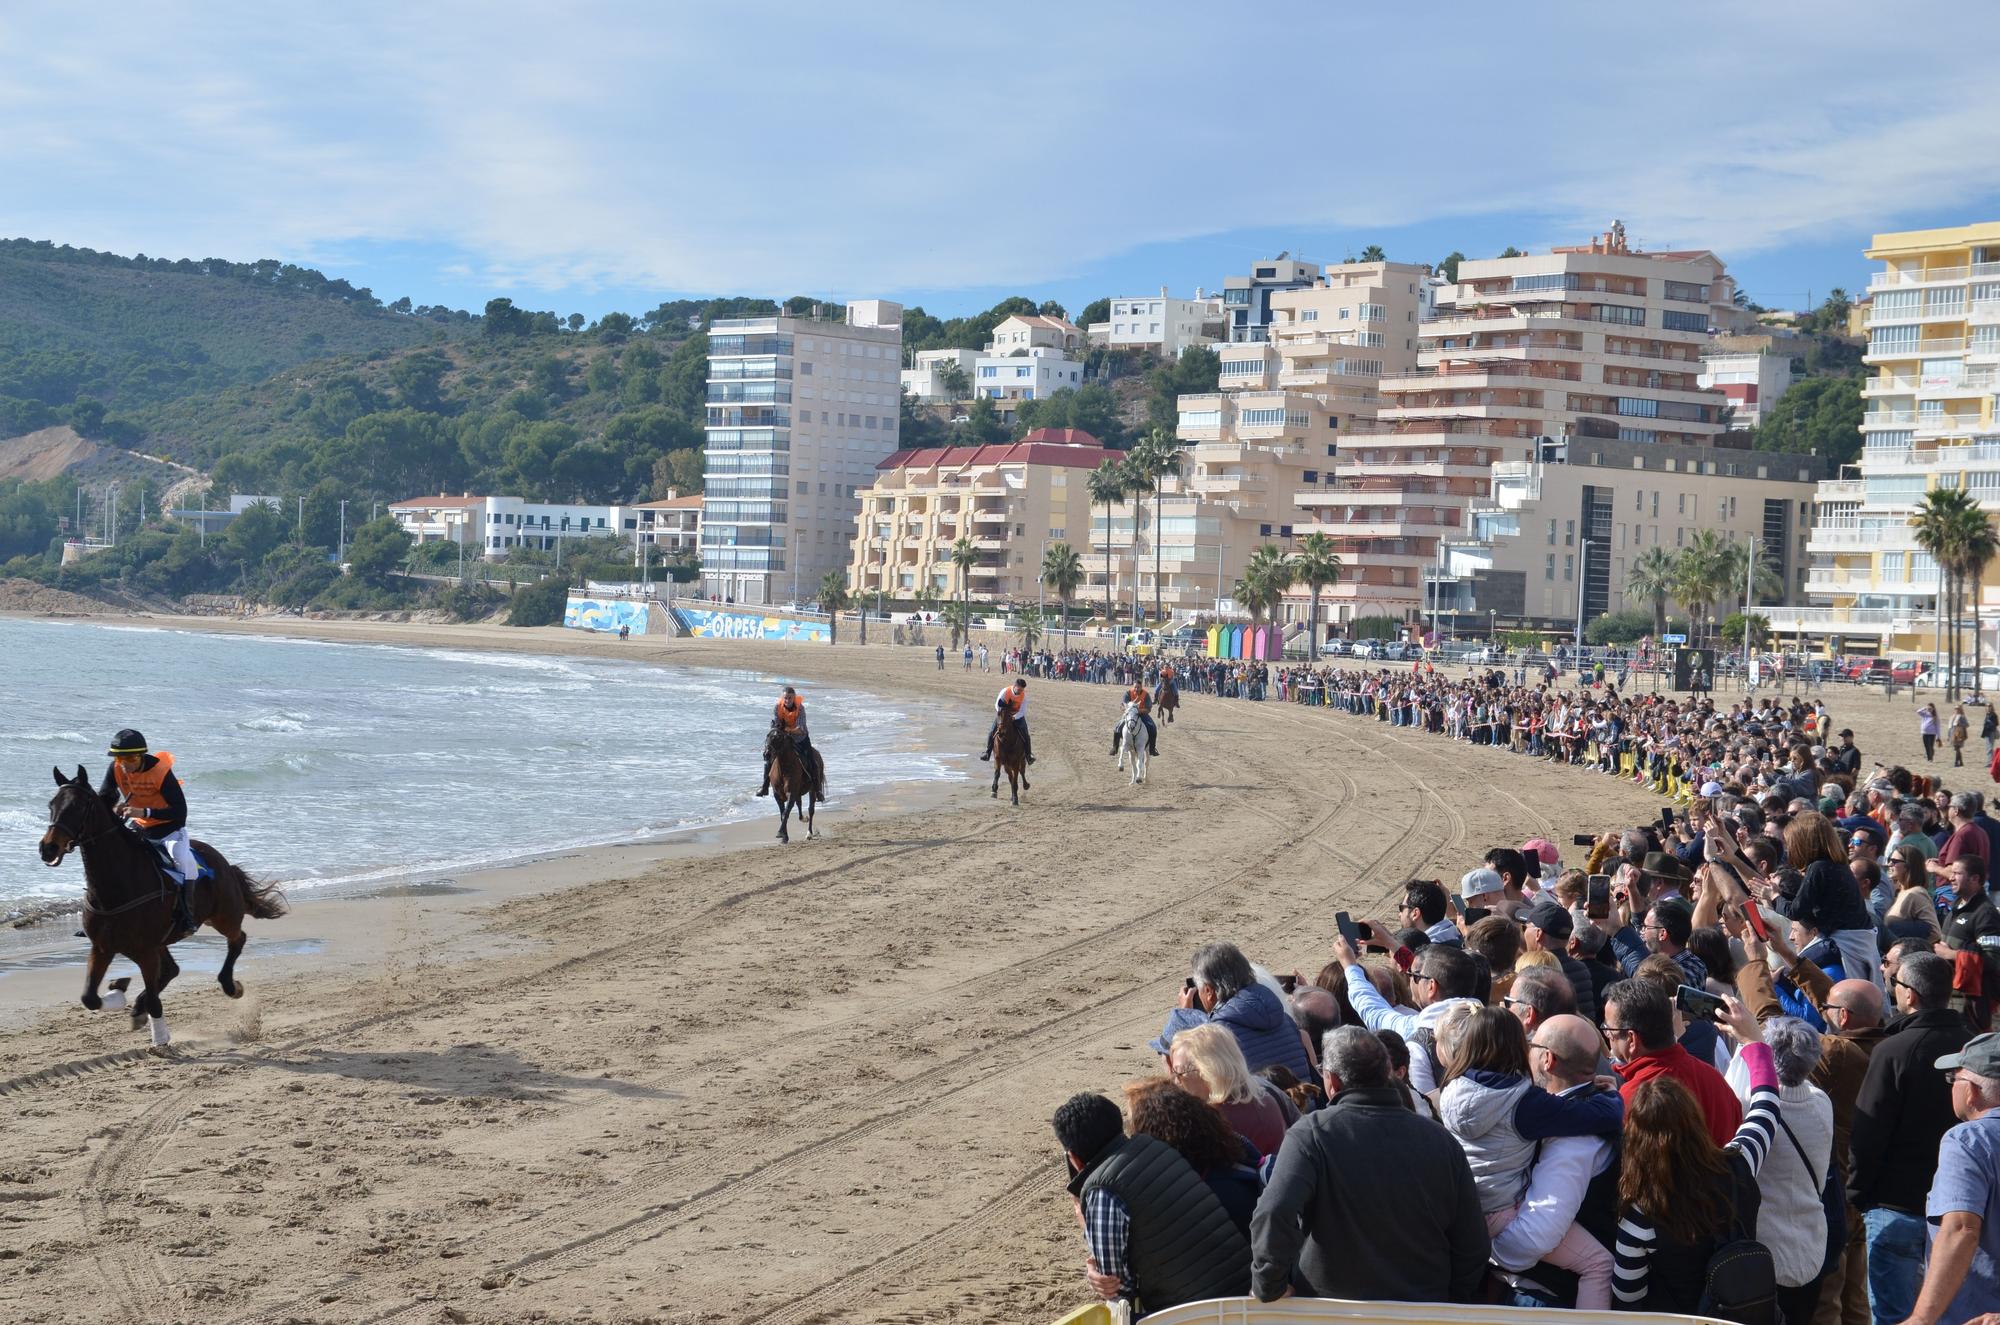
[756,686,823,798]
[979,676,1034,764]
[1113,678,1161,758]
[101,728,198,935]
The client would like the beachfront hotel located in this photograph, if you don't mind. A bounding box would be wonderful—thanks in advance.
[1770,220,2000,657]
[845,429,1123,605]
[1298,224,1754,634]
[700,301,905,606]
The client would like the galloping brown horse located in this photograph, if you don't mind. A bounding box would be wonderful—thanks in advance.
[763,719,819,843]
[40,765,285,1046]
[1154,675,1180,724]
[991,708,1029,806]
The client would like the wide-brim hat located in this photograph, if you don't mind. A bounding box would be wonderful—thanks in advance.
[1639,851,1693,884]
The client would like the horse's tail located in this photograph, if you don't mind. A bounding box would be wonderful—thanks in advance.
[238,869,288,920]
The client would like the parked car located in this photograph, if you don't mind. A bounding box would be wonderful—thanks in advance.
[1323,638,1351,656]
[1466,645,1498,665]
[1915,664,2000,692]
[1353,640,1384,660]
[1393,641,1423,661]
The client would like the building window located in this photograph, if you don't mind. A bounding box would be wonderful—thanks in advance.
[1545,554,1555,581]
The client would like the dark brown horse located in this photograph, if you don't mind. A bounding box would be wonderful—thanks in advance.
[40,765,285,1046]
[763,719,819,843]
[1154,675,1180,724]
[991,708,1029,806]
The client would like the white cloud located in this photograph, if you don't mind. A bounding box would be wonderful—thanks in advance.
[2,2,1996,301]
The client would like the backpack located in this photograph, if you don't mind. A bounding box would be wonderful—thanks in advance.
[1697,1164,1778,1325]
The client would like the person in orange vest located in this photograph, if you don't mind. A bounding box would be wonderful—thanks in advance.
[101,729,198,934]
[756,686,823,798]
[1112,679,1159,758]
[980,677,1034,764]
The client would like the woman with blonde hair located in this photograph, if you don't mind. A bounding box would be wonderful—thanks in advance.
[1514,948,1559,972]
[1166,1022,1295,1158]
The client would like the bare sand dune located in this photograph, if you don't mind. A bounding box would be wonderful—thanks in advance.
[0,618,1951,1325]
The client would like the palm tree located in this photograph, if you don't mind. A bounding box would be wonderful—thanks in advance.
[1086,459,1129,625]
[1627,546,1678,642]
[1015,603,1045,652]
[949,535,978,650]
[1291,532,1342,660]
[1128,427,1184,626]
[1671,530,1734,646]
[1950,505,2000,698]
[819,569,850,645]
[938,362,970,400]
[1914,488,1978,699]
[1233,543,1295,626]
[940,599,972,652]
[1040,541,1084,651]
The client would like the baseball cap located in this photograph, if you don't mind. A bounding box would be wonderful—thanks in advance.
[1522,899,1573,939]
[1935,1032,2000,1079]
[1521,838,1560,866]
[1460,867,1504,901]
[1699,781,1724,797]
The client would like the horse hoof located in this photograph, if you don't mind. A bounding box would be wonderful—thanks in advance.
[149,1017,173,1048]
[81,992,103,1012]
[224,979,245,1000]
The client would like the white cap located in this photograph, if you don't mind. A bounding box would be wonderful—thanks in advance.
[1459,867,1504,901]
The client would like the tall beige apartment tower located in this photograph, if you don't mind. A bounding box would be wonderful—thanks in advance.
[1300,224,1737,631]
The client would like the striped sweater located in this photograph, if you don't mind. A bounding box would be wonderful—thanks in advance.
[1611,1040,1779,1306]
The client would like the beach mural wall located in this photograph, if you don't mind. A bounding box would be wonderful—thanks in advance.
[564,596,654,634]
[674,606,832,643]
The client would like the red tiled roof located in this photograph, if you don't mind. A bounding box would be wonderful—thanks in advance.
[875,436,1121,473]
[389,494,485,509]
[629,495,704,509]
[1021,428,1101,447]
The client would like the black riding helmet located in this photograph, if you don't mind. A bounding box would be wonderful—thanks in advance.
[108,728,149,756]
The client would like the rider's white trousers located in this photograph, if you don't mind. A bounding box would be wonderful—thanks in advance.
[154,828,198,880]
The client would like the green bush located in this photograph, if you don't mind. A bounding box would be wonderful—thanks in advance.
[1349,614,1403,640]
[430,580,502,622]
[507,576,568,627]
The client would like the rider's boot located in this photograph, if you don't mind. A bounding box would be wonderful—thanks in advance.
[1110,732,1121,757]
[170,884,196,942]
[755,779,769,797]
[979,729,993,761]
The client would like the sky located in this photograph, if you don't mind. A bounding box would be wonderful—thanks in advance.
[5,3,1999,322]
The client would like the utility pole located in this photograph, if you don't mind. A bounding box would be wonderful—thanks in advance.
[297,495,305,545]
[1742,537,1757,680]
[338,500,348,568]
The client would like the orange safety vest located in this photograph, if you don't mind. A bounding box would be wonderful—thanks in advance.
[1126,684,1151,714]
[113,752,177,829]
[1162,665,1176,681]
[776,696,804,732]
[997,687,1022,716]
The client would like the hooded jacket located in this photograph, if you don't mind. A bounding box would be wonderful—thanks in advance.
[1440,1069,1625,1213]
[1208,982,1315,1084]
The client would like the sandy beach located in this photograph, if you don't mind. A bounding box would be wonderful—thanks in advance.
[0,613,1962,1325]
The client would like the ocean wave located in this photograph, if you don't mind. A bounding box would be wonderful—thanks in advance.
[237,712,309,734]
[1,729,90,744]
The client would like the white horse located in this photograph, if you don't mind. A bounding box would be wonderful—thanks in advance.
[1115,700,1148,785]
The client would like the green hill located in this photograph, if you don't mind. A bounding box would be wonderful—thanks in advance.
[0,238,472,437]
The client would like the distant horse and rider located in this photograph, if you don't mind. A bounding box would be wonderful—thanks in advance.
[1153,667,1179,725]
[39,731,284,1047]
[1115,701,1149,785]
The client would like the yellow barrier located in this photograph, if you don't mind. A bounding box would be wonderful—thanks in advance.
[1055,1297,1730,1325]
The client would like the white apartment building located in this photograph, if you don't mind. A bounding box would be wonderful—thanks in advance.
[976,313,1085,406]
[1698,351,1796,429]
[1095,288,1224,358]
[390,494,626,558]
[701,300,904,606]
[900,347,980,403]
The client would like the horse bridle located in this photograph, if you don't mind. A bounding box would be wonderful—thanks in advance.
[45,792,120,865]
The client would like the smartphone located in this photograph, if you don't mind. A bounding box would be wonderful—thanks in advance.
[1447,894,1465,918]
[1675,984,1728,1024]
[1587,874,1611,919]
[1659,806,1677,833]
[1184,977,1197,997]
[1741,903,1771,943]
[1335,910,1364,953]
[1279,973,1298,994]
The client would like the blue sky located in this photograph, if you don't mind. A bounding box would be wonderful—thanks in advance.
[5,2,1998,322]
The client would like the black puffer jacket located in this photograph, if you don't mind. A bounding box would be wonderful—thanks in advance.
[1075,1134,1250,1314]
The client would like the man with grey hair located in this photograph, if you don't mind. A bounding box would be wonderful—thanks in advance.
[1249,1025,1489,1304]
[1490,1013,1621,1309]
[1503,964,1576,1041]
[1850,953,1975,1325]
[1900,1033,2000,1325]
[1156,941,1316,1084]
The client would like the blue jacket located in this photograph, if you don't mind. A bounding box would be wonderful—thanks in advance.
[1210,983,1316,1084]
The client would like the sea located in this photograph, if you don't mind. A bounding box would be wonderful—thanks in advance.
[0,618,962,919]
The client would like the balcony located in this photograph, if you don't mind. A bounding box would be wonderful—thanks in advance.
[1864,409,1918,427]
[1866,337,1966,360]
[1763,605,1902,629]
[1869,262,2000,291]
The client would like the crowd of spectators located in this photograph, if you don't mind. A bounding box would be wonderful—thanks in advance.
[1053,757,2000,1322]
